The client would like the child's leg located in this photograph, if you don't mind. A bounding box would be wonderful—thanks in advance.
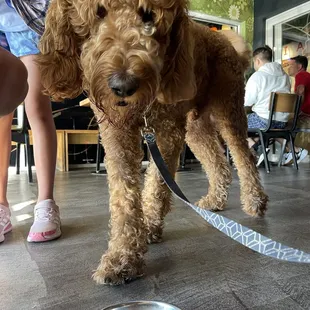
[0,42,28,117]
[20,54,57,202]
[21,54,61,242]
[0,29,60,242]
[0,113,14,208]
[0,113,13,243]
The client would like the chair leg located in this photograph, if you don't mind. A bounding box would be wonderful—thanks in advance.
[96,134,102,173]
[278,139,287,167]
[289,134,298,170]
[258,132,270,173]
[16,143,21,175]
[24,145,27,167]
[25,133,33,183]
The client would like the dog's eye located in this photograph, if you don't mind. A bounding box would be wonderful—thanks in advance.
[97,5,107,19]
[138,8,154,24]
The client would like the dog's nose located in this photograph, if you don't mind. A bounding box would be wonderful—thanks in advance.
[108,73,139,98]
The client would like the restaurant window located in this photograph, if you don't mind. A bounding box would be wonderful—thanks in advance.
[266,2,310,91]
[189,11,241,33]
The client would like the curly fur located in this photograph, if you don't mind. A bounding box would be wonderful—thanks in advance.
[38,0,268,285]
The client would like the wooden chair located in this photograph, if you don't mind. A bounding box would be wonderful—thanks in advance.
[248,92,302,173]
[11,104,33,182]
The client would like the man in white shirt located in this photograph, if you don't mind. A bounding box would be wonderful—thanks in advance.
[244,46,291,161]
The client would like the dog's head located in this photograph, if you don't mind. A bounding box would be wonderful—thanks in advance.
[38,0,196,124]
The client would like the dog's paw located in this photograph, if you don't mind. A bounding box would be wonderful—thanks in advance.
[242,192,269,217]
[92,268,143,286]
[146,231,163,244]
[196,196,226,211]
[145,225,163,244]
[93,253,145,286]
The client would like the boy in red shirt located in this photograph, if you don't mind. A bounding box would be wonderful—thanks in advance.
[283,56,310,165]
[288,55,310,114]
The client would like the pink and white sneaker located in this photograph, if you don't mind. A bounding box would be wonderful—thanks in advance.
[27,199,61,243]
[0,204,12,243]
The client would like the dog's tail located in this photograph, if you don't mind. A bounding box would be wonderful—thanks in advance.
[219,30,251,71]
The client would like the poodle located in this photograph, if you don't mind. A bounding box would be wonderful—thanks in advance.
[37,0,268,285]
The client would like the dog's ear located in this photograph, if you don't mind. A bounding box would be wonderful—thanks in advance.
[36,0,83,101]
[158,8,197,104]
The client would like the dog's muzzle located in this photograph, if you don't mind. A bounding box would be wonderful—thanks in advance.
[108,73,140,98]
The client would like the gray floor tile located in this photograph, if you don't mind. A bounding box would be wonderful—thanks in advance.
[1,163,310,309]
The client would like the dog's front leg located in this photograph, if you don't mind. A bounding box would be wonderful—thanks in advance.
[93,122,146,285]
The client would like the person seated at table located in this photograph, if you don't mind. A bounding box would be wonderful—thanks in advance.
[282,55,309,165]
[244,45,291,165]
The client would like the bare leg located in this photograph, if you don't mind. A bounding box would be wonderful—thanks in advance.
[0,47,28,117]
[0,112,14,207]
[20,55,57,202]
[142,123,185,244]
[93,123,147,285]
[247,137,259,149]
[186,112,232,211]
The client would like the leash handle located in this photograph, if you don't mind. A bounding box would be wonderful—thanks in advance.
[143,130,310,264]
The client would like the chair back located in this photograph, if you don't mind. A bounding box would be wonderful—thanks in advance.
[265,92,302,131]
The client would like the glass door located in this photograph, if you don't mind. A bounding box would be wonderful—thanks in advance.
[266,2,310,91]
[281,13,310,71]
[266,2,310,65]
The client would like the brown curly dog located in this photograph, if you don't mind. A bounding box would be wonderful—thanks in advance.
[37,0,268,285]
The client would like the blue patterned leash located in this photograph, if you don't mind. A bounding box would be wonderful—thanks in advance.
[142,127,310,263]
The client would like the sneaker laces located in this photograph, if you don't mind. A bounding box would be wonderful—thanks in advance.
[0,207,9,227]
[34,205,59,223]
[0,208,5,222]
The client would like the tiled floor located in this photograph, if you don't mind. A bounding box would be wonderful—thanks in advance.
[1,163,310,310]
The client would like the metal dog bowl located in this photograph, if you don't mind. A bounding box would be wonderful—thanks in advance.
[103,301,181,310]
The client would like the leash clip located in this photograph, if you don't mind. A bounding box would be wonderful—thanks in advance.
[141,115,156,143]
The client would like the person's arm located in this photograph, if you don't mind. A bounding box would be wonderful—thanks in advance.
[295,72,306,98]
[244,75,258,114]
[0,47,28,117]
[296,84,305,97]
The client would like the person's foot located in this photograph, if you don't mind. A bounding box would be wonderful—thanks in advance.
[281,152,290,165]
[27,199,61,242]
[0,204,12,243]
[297,148,308,164]
[283,152,293,165]
[256,147,270,167]
[284,149,308,166]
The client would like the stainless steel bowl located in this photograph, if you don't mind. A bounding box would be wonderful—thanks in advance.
[103,301,181,310]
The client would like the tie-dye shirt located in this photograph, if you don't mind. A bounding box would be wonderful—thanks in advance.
[0,0,29,32]
[0,0,49,35]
